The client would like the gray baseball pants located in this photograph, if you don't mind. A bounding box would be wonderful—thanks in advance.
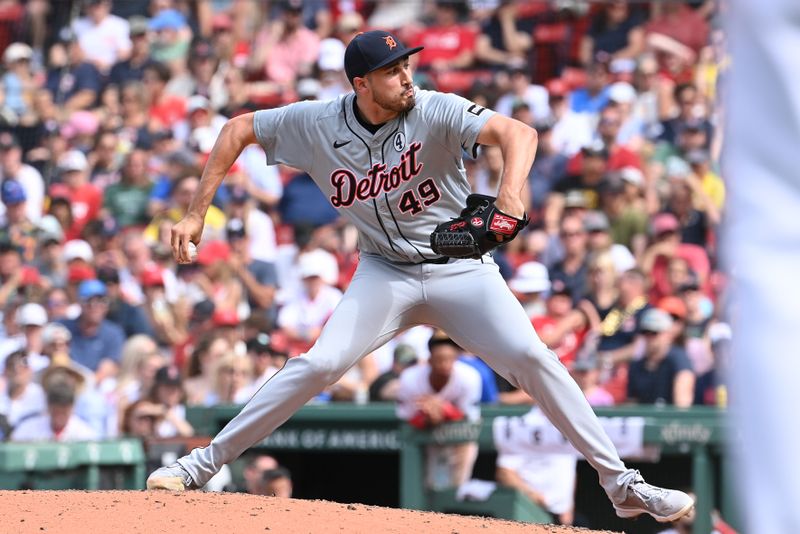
[178,254,636,502]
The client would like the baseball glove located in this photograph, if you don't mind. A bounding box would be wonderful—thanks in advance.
[429,194,529,259]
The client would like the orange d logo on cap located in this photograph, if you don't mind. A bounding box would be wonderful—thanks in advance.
[383,36,397,49]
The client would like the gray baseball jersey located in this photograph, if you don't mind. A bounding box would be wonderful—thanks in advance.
[171,89,640,508]
[254,89,492,263]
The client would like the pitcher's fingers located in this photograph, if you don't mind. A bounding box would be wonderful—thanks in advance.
[171,229,181,262]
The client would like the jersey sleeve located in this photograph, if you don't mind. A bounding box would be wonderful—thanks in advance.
[253,101,322,172]
[421,91,496,160]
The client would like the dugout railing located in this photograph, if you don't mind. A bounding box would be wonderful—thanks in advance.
[186,403,731,533]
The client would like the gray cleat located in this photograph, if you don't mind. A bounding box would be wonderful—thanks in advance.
[614,472,695,522]
[146,462,198,491]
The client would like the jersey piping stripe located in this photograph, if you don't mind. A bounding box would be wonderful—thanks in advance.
[341,97,399,254]
[381,126,431,260]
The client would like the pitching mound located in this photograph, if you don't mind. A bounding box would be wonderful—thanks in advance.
[0,490,618,533]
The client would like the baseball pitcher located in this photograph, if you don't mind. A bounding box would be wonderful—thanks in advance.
[147,30,693,523]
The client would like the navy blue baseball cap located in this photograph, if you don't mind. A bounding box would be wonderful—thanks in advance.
[344,30,423,84]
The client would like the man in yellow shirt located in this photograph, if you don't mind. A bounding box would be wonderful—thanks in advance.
[686,149,725,212]
[144,175,226,244]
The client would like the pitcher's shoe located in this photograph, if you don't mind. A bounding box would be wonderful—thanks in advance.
[146,462,198,491]
[614,472,695,522]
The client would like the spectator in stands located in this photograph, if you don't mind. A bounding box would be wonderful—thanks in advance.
[0,180,37,260]
[599,169,649,257]
[2,42,36,119]
[140,264,187,348]
[595,104,643,170]
[44,29,102,112]
[224,184,278,264]
[532,282,592,370]
[645,3,710,77]
[72,0,131,74]
[548,215,590,302]
[0,350,46,429]
[685,148,725,213]
[87,130,122,189]
[627,308,695,407]
[595,268,650,403]
[40,351,114,438]
[147,364,194,438]
[583,210,636,274]
[143,61,186,131]
[59,279,125,376]
[245,332,280,395]
[40,323,73,364]
[397,331,482,489]
[10,380,97,442]
[103,149,154,229]
[494,67,549,121]
[184,335,232,405]
[527,117,568,216]
[658,83,713,149]
[97,267,155,339]
[260,467,293,498]
[248,0,320,87]
[0,132,44,223]
[547,79,594,158]
[327,350,378,403]
[474,1,534,72]
[508,261,550,319]
[148,9,191,69]
[277,252,343,356]
[640,212,710,303]
[171,39,225,109]
[370,344,418,402]
[14,302,49,372]
[205,353,253,406]
[546,142,608,229]
[219,67,259,118]
[412,1,477,72]
[55,150,103,240]
[579,1,646,68]
[193,240,242,315]
[114,334,164,412]
[583,251,619,326]
[108,16,154,87]
[571,352,614,407]
[145,174,226,243]
[120,398,164,439]
[570,60,611,114]
[664,175,718,248]
[43,287,71,323]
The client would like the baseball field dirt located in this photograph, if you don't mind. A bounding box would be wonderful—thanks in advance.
[0,490,620,533]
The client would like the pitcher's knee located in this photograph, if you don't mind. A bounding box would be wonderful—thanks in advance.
[508,342,559,371]
[303,353,350,385]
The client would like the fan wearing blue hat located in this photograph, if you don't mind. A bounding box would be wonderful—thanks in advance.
[58,279,125,375]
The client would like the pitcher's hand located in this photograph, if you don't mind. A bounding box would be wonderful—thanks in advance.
[171,213,204,264]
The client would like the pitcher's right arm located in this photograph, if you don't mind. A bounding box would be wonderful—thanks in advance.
[171,112,257,263]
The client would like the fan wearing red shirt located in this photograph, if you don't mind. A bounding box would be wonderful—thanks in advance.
[411,1,477,72]
[52,150,102,241]
[143,62,186,129]
[565,104,641,175]
[531,283,589,369]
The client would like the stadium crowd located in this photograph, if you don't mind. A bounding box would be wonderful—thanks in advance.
[0,0,729,511]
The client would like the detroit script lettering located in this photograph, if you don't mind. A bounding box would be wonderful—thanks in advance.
[330,142,424,207]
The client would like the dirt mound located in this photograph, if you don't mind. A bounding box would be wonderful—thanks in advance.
[0,490,619,534]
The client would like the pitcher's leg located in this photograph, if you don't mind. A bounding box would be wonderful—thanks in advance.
[177,260,418,487]
[425,260,634,502]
